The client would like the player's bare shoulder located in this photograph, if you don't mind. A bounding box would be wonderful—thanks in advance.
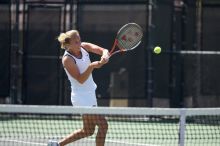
[62,55,76,68]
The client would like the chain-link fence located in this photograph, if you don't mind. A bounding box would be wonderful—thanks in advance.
[0,0,220,107]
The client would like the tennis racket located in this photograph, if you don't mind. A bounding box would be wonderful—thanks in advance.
[109,23,143,57]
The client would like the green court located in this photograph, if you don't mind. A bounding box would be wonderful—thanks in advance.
[1,106,220,146]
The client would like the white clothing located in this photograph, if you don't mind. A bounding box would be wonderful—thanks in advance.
[63,48,97,107]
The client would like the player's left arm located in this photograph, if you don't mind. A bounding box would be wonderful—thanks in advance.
[81,42,110,64]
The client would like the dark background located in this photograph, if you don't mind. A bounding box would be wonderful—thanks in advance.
[0,0,220,107]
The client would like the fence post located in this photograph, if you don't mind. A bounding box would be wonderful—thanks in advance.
[179,108,186,146]
[10,0,20,104]
[146,0,154,107]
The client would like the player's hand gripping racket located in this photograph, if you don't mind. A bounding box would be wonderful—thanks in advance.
[109,23,143,58]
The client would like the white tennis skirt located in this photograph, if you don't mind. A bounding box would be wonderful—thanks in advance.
[71,90,97,107]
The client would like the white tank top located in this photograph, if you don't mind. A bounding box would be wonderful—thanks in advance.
[63,48,97,94]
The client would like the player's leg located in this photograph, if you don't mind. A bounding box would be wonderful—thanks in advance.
[59,114,96,146]
[94,115,108,146]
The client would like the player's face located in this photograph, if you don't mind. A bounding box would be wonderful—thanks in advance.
[69,33,81,51]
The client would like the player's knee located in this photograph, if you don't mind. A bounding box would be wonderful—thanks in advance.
[104,120,108,131]
[83,128,95,137]
[98,119,108,133]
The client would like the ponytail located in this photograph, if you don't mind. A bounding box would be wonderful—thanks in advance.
[57,33,70,49]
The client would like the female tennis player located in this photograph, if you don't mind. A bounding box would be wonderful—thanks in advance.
[49,30,109,146]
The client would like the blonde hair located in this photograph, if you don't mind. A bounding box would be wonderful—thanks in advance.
[57,30,79,49]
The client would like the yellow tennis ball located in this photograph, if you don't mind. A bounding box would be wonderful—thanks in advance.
[154,46,161,54]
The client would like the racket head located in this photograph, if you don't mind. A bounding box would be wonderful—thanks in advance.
[116,23,143,51]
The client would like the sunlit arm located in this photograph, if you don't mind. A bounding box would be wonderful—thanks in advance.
[81,42,110,64]
[62,56,103,84]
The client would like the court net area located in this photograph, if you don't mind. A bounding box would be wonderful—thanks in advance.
[0,105,220,146]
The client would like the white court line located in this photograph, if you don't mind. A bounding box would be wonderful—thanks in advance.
[1,138,162,146]
[105,139,161,146]
[0,138,47,146]
[85,138,161,146]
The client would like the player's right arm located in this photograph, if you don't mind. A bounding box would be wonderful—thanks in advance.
[81,42,110,64]
[62,56,102,84]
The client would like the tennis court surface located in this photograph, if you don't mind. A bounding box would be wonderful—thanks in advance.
[0,105,220,146]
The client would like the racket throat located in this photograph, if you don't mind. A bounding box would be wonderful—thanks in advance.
[110,39,125,55]
[110,39,118,54]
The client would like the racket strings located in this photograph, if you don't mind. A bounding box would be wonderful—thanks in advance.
[118,25,143,50]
